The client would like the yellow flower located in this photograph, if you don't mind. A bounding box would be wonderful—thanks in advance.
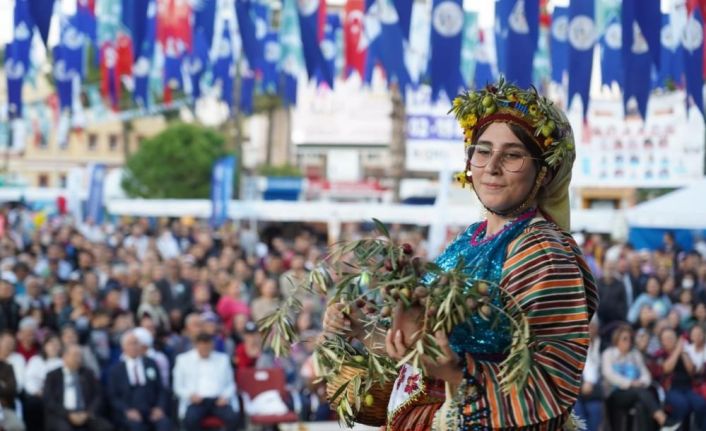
[461,114,477,129]
[453,97,463,108]
[464,129,474,139]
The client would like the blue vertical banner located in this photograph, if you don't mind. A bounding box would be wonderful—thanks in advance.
[392,0,413,40]
[240,74,255,114]
[185,30,209,100]
[298,0,333,86]
[5,45,26,119]
[504,0,539,88]
[428,0,464,100]
[623,21,651,119]
[262,31,281,92]
[133,0,156,107]
[210,156,236,228]
[550,6,569,84]
[567,0,596,118]
[236,0,264,72]
[320,13,341,85]
[85,164,107,224]
[474,30,495,88]
[194,0,217,51]
[634,0,661,68]
[600,17,622,88]
[683,10,704,117]
[213,26,235,107]
[460,12,478,87]
[12,0,34,73]
[28,0,55,47]
[657,14,684,88]
[362,0,412,90]
[494,0,513,75]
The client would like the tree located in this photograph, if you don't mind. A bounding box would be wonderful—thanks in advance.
[122,123,229,199]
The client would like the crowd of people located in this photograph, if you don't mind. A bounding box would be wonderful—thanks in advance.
[0,204,431,431]
[576,232,706,431]
[2,202,706,431]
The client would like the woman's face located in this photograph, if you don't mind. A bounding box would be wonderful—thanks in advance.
[646,277,660,297]
[44,337,61,358]
[691,325,705,346]
[470,123,539,213]
[616,331,632,354]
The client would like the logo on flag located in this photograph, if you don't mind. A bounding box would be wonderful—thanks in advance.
[632,22,649,54]
[432,2,464,37]
[683,16,704,51]
[551,14,569,41]
[298,0,319,16]
[569,15,596,50]
[509,0,530,34]
[604,21,621,50]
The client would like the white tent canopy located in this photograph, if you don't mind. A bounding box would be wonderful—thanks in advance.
[626,178,706,230]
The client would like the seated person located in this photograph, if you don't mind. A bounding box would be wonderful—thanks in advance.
[107,330,170,431]
[173,333,240,431]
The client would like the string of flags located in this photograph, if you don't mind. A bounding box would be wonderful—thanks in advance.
[3,0,706,132]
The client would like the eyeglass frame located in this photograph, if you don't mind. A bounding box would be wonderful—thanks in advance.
[467,143,545,173]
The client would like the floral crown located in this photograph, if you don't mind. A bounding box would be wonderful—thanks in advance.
[449,77,574,169]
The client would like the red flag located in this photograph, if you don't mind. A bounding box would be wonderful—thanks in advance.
[539,0,550,27]
[116,33,134,78]
[157,0,193,51]
[344,0,366,78]
[100,42,121,110]
[318,0,327,42]
[689,0,706,78]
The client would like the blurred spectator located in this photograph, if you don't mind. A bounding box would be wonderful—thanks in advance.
[0,332,25,392]
[653,327,706,430]
[216,279,250,334]
[597,259,629,327]
[45,286,69,331]
[0,272,20,332]
[15,316,39,362]
[43,344,112,431]
[167,312,202,356]
[155,259,192,327]
[23,334,63,430]
[16,276,45,314]
[628,276,672,323]
[107,330,170,431]
[601,324,677,431]
[0,354,24,431]
[574,318,603,431]
[60,325,100,378]
[233,322,261,369]
[133,326,170,388]
[173,333,240,431]
[251,277,281,323]
[136,283,171,332]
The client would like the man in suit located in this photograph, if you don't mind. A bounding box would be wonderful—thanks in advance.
[43,345,113,431]
[173,333,240,431]
[108,330,170,431]
[155,259,192,327]
[0,359,25,431]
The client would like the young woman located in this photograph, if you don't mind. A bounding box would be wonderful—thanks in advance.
[324,80,599,429]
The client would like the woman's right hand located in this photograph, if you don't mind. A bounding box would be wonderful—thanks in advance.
[323,302,363,339]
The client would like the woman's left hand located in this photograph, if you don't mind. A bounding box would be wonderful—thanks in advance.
[386,325,463,387]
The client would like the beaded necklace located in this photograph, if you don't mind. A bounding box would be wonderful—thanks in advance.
[429,207,538,356]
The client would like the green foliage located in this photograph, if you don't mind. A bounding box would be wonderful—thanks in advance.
[122,123,229,198]
[256,164,302,177]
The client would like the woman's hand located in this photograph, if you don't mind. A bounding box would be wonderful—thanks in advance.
[322,301,364,339]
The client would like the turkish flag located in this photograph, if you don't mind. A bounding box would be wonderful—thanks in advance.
[687,0,706,77]
[116,33,134,78]
[156,0,193,51]
[100,42,121,110]
[318,0,327,42]
[344,0,366,78]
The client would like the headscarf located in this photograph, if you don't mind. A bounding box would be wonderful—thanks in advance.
[450,78,575,231]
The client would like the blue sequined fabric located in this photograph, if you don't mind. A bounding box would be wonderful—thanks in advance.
[426,215,535,357]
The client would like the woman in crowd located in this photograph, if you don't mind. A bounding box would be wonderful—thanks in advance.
[601,324,678,431]
[23,334,63,431]
[629,276,673,323]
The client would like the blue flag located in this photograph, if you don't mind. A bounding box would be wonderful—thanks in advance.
[185,30,209,100]
[494,0,513,76]
[12,0,34,72]
[194,0,217,54]
[362,0,411,90]
[634,0,661,68]
[428,0,464,100]
[86,164,107,224]
[393,0,412,40]
[76,0,97,44]
[683,10,704,117]
[568,0,596,118]
[213,26,235,107]
[657,13,684,88]
[504,0,539,88]
[474,30,495,89]
[281,72,298,106]
[298,0,333,86]
[133,0,156,107]
[550,6,569,84]
[600,17,622,88]
[240,74,255,115]
[210,156,236,227]
[164,39,185,93]
[236,0,264,72]
[121,0,150,59]
[5,45,25,119]
[28,0,55,48]
[623,21,652,119]
[320,13,341,85]
[262,31,281,92]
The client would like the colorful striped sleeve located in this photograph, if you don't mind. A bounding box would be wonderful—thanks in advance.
[460,223,597,429]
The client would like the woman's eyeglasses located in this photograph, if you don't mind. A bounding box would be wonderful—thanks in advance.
[470,144,541,173]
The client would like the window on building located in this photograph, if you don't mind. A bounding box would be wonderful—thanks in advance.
[59,174,67,188]
[88,134,98,151]
[109,134,119,151]
[38,174,49,188]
